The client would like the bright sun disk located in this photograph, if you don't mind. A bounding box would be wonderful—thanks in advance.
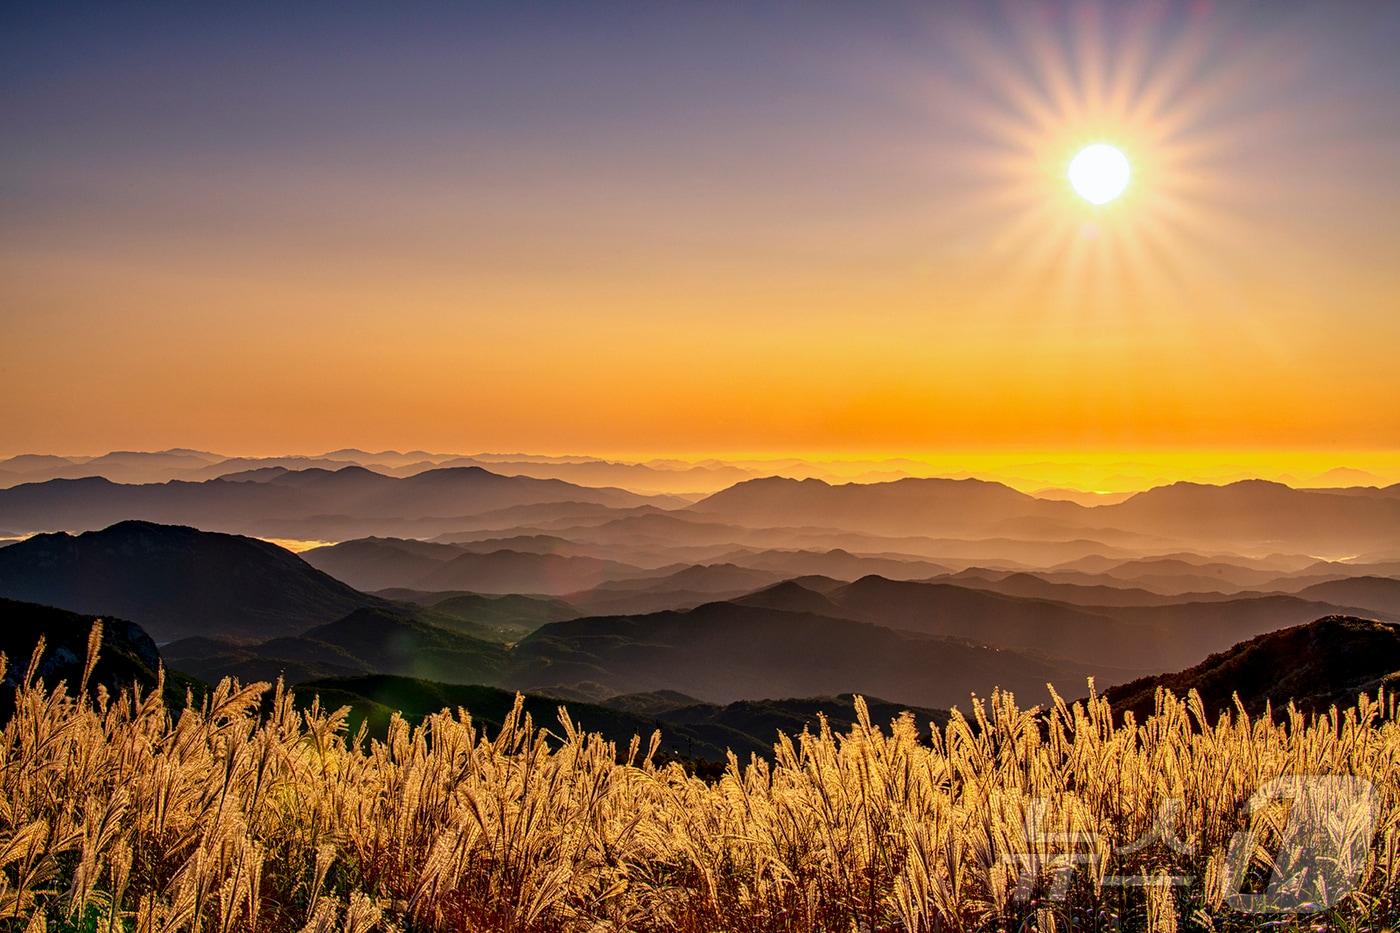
[1068,143,1130,204]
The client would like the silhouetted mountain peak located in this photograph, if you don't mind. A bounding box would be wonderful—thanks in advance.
[1129,479,1294,502]
[406,465,497,482]
[0,521,382,642]
[301,606,420,640]
[266,465,391,486]
[751,579,821,598]
[844,574,918,594]
[733,579,843,615]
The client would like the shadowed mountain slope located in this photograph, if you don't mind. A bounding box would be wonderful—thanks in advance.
[740,575,1386,671]
[291,677,946,763]
[507,601,1123,708]
[164,607,507,686]
[0,598,163,716]
[629,693,950,762]
[1103,616,1400,720]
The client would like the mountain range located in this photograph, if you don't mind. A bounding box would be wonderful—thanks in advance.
[5,445,1400,761]
[690,476,1400,553]
[3,507,1399,766]
[6,520,1398,708]
[0,450,762,494]
[6,464,1400,558]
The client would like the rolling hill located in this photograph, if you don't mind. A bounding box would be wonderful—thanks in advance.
[563,563,784,615]
[410,592,580,636]
[288,675,721,755]
[415,550,651,594]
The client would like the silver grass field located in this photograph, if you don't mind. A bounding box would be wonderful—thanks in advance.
[1,627,1397,932]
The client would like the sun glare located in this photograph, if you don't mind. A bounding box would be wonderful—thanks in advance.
[1068,143,1130,204]
[920,1,1306,323]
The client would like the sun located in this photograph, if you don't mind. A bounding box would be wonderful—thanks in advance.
[1068,143,1130,205]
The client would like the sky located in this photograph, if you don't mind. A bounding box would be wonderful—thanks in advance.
[3,0,1400,463]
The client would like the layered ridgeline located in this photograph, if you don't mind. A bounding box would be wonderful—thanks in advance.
[0,522,1116,707]
[691,475,1400,554]
[7,577,1396,765]
[298,536,1400,677]
[303,537,657,594]
[0,595,947,765]
[0,449,760,494]
[3,521,1397,714]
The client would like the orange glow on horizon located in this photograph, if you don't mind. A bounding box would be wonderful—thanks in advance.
[3,3,1398,461]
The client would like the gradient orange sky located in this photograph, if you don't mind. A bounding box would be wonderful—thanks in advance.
[3,1,1399,461]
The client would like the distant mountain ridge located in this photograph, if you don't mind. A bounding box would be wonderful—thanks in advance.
[690,475,1400,553]
[0,465,677,539]
[8,450,1400,555]
[690,476,1082,538]
[0,450,759,494]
